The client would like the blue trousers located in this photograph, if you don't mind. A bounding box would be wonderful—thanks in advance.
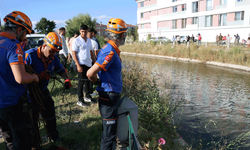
[98,91,121,150]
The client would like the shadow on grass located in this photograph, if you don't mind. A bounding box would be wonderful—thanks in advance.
[40,116,102,150]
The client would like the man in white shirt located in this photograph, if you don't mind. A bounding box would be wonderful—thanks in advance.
[226,34,232,49]
[72,24,96,107]
[59,27,68,68]
[87,27,99,58]
[68,32,79,72]
[87,27,99,97]
[92,29,101,57]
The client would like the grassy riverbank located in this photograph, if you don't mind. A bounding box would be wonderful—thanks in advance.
[120,43,250,67]
[0,62,186,150]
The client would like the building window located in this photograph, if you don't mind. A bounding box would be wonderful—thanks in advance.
[219,14,227,26]
[172,20,177,29]
[182,19,187,28]
[141,24,144,29]
[182,4,186,11]
[96,27,100,30]
[141,2,144,7]
[237,0,245,2]
[192,2,199,13]
[205,15,213,27]
[141,13,144,18]
[192,17,198,24]
[173,6,177,13]
[206,0,213,11]
[220,0,227,4]
[235,11,244,21]
[172,0,177,2]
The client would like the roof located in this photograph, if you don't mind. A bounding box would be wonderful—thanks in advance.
[126,24,136,27]
[95,24,106,27]
[26,34,46,38]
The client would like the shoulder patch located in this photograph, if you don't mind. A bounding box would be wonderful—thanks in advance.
[102,44,108,49]
[0,39,5,45]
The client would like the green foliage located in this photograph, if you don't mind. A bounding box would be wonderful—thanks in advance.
[126,26,138,41]
[0,25,4,31]
[65,13,97,38]
[34,18,56,34]
[96,35,106,48]
[122,60,185,149]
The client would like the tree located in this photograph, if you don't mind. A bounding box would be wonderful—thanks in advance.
[35,18,56,34]
[65,13,97,38]
[127,26,138,41]
[0,25,4,32]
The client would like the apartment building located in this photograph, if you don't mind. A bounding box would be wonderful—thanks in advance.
[95,22,107,37]
[136,0,250,42]
[95,23,136,37]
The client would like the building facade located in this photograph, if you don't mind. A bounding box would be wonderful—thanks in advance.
[96,22,107,37]
[136,0,250,42]
[95,23,136,37]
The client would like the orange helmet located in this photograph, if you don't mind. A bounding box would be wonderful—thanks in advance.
[106,18,127,34]
[43,32,62,51]
[4,11,32,34]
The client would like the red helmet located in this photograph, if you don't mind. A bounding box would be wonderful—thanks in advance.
[43,32,62,51]
[106,18,127,34]
[4,11,32,34]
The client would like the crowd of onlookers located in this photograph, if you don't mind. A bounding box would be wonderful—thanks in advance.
[171,33,250,48]
[215,33,250,48]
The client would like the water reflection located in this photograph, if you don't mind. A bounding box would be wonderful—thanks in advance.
[121,54,250,149]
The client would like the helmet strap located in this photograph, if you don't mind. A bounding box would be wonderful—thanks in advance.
[12,26,27,42]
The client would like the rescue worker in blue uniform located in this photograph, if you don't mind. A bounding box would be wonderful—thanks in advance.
[25,32,72,142]
[87,18,127,150]
[0,11,39,149]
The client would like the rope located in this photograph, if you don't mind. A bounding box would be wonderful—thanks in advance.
[51,76,72,127]
[25,65,48,150]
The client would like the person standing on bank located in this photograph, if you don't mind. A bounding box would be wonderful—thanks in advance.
[87,27,99,96]
[59,27,68,68]
[68,32,79,72]
[87,18,127,150]
[0,11,39,150]
[25,32,72,142]
[72,24,96,107]
[198,33,202,45]
[93,29,101,57]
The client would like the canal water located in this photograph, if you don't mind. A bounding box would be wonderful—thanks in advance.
[121,54,250,149]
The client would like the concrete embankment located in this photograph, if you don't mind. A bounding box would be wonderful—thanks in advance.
[122,52,250,72]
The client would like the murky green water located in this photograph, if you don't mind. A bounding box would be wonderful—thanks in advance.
[122,54,250,149]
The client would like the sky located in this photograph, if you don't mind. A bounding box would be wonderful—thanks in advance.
[0,0,138,31]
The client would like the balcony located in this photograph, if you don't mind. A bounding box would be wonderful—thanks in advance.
[235,0,250,6]
[138,4,157,11]
[227,20,244,26]
[215,4,227,10]
[161,11,186,18]
[157,27,171,31]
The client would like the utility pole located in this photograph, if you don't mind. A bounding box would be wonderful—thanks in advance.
[99,21,102,37]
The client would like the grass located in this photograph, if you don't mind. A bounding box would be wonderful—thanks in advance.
[0,61,186,150]
[120,43,250,67]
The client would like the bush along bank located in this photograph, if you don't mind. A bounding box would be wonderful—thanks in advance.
[121,60,187,150]
[120,43,250,68]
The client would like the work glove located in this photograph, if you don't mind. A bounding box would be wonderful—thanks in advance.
[64,79,72,89]
[38,70,51,81]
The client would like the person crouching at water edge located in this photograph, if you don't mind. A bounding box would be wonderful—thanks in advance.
[87,18,127,150]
